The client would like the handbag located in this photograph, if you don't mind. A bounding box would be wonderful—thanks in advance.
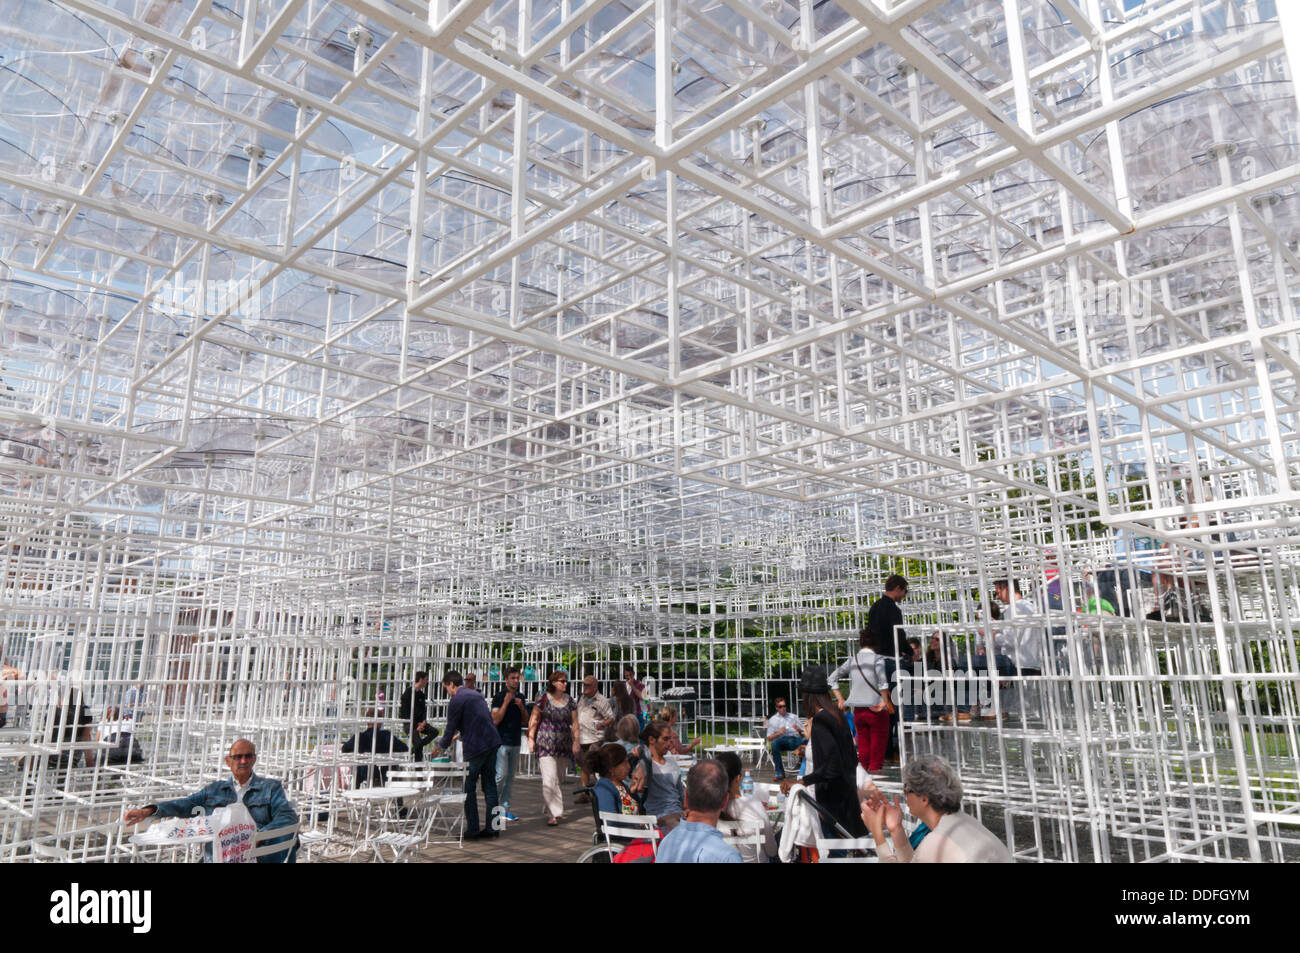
[853,652,896,715]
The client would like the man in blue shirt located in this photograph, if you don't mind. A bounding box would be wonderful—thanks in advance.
[433,670,502,839]
[656,759,742,863]
[492,666,528,821]
[122,738,298,862]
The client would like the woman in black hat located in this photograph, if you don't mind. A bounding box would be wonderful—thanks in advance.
[780,666,867,839]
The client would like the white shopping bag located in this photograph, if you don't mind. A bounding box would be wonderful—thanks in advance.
[213,798,257,864]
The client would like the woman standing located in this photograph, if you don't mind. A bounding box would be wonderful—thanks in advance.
[527,670,580,826]
[830,628,894,773]
[782,666,866,839]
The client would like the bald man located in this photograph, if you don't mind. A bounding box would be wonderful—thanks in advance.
[123,738,298,862]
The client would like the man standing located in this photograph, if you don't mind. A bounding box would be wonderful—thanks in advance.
[868,574,911,660]
[432,670,501,839]
[122,738,298,862]
[492,666,527,821]
[399,671,436,763]
[341,708,408,787]
[868,574,909,759]
[656,760,742,863]
[576,675,615,799]
[613,665,645,727]
[764,698,803,779]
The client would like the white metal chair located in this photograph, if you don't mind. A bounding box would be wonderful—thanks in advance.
[248,821,300,863]
[362,797,434,862]
[31,840,73,862]
[597,810,661,859]
[729,737,767,768]
[814,835,878,863]
[750,725,784,772]
[718,817,768,862]
[423,761,468,847]
[388,765,437,789]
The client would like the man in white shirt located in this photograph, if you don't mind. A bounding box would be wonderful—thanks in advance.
[764,698,804,779]
[995,579,1046,719]
[576,675,615,797]
[994,579,1046,674]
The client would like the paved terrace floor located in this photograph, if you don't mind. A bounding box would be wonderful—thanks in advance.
[318,758,817,863]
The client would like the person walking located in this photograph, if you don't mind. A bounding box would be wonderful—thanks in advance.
[576,675,615,801]
[867,574,910,758]
[491,666,528,821]
[830,628,894,773]
[780,666,866,840]
[527,670,580,826]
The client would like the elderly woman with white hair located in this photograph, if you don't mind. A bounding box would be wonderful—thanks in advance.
[861,754,1012,863]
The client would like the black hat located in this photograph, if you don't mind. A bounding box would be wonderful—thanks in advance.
[798,665,832,695]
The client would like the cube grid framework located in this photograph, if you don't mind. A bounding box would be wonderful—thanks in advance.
[1,0,1299,862]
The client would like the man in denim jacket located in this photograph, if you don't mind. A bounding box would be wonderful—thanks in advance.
[123,738,298,862]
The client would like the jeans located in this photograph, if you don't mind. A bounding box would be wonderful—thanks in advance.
[105,733,141,765]
[769,734,802,777]
[409,725,437,762]
[463,745,501,835]
[495,744,520,812]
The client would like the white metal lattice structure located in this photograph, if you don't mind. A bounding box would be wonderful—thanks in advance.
[1,0,1299,862]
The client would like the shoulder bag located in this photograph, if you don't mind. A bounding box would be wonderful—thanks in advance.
[853,651,896,715]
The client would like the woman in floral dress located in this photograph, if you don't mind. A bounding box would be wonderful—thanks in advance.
[527,670,580,825]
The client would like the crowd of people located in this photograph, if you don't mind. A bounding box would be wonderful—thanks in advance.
[105,573,1031,862]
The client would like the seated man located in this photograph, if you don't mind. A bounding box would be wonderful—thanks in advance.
[341,709,408,787]
[122,738,298,862]
[656,760,742,863]
[764,697,803,779]
[97,705,142,765]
